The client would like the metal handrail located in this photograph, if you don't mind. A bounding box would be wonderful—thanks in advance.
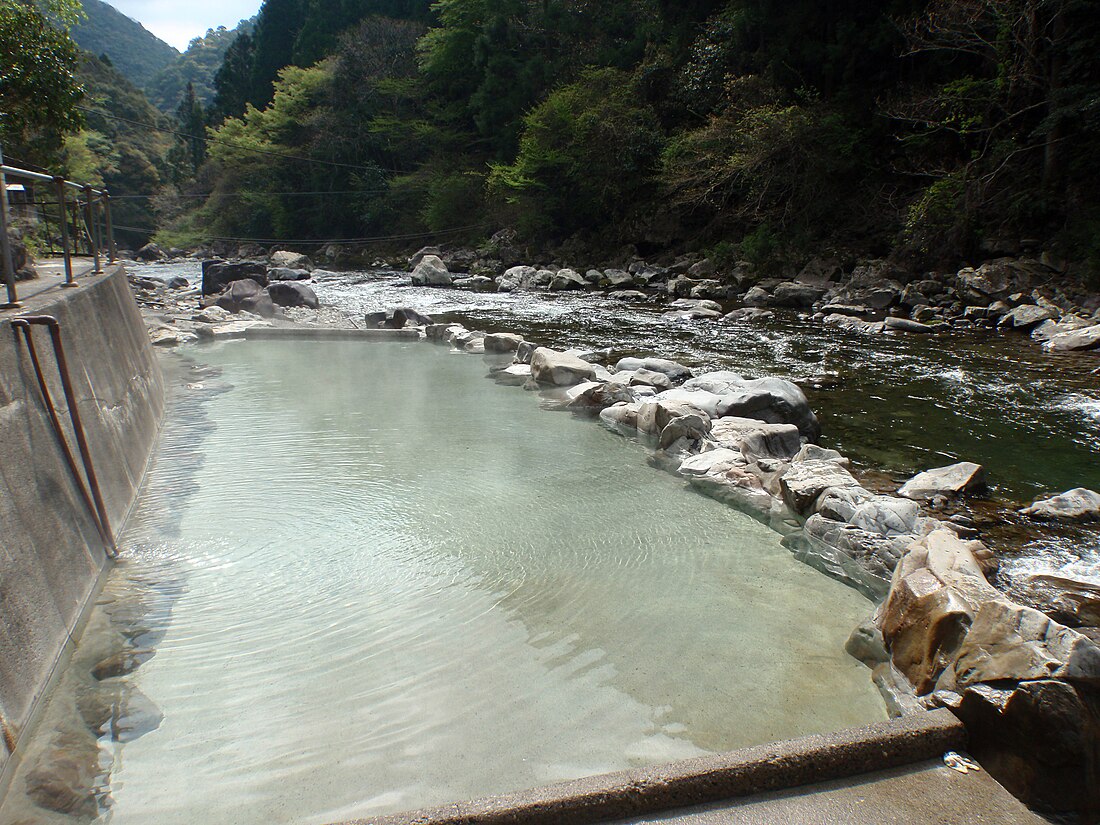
[0,149,118,309]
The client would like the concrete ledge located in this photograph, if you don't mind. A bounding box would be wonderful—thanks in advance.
[243,327,420,341]
[341,709,965,825]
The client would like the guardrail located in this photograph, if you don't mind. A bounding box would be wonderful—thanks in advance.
[0,151,117,309]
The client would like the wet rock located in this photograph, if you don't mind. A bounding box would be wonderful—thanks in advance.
[636,399,709,437]
[215,278,278,318]
[850,496,923,538]
[600,269,634,288]
[530,348,597,386]
[496,265,540,292]
[788,515,911,598]
[494,364,532,386]
[599,402,640,433]
[677,448,744,478]
[884,316,934,334]
[268,267,311,281]
[484,333,524,353]
[723,307,774,322]
[410,255,452,286]
[710,417,801,461]
[779,460,862,515]
[515,341,538,365]
[196,319,273,339]
[792,444,847,465]
[999,304,1057,331]
[1021,488,1100,521]
[453,275,496,291]
[770,281,826,307]
[898,462,986,500]
[24,727,104,817]
[742,286,771,306]
[684,371,820,440]
[267,281,319,309]
[92,649,154,680]
[78,683,163,743]
[1042,323,1100,352]
[614,357,693,383]
[956,259,1036,303]
[662,307,722,322]
[609,289,648,301]
[269,250,313,271]
[424,323,465,343]
[1019,574,1100,628]
[548,269,588,291]
[202,260,268,295]
[872,662,926,717]
[846,619,889,666]
[149,328,184,347]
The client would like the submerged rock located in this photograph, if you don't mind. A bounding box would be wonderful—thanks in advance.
[1021,488,1100,521]
[91,649,154,680]
[24,724,106,817]
[898,462,986,500]
[78,683,163,743]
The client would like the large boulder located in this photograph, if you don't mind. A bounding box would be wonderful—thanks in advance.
[202,260,268,295]
[898,462,987,500]
[267,281,319,309]
[135,242,166,262]
[268,267,311,281]
[710,417,801,461]
[614,357,693,383]
[955,259,1037,303]
[410,255,452,286]
[1021,488,1100,522]
[497,266,541,292]
[1042,323,1100,352]
[769,281,826,307]
[530,348,597,386]
[779,460,862,515]
[408,245,442,269]
[214,278,277,317]
[484,332,524,353]
[269,250,313,271]
[999,304,1058,331]
[636,399,709,437]
[548,268,588,291]
[683,371,820,440]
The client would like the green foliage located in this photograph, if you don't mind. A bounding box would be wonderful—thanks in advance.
[146,21,253,113]
[0,0,84,160]
[487,68,663,237]
[69,0,178,88]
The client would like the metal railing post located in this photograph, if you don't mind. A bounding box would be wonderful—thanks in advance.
[56,177,76,288]
[103,190,117,262]
[0,145,21,308]
[83,185,101,274]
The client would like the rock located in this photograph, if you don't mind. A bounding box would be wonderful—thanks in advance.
[453,330,486,351]
[872,662,926,717]
[636,399,709,437]
[484,333,524,353]
[884,316,934,334]
[78,683,163,742]
[496,265,538,292]
[788,514,911,598]
[688,258,715,278]
[710,417,801,461]
[192,305,231,324]
[742,286,771,306]
[548,269,588,291]
[678,448,745,478]
[566,381,634,410]
[846,619,890,666]
[269,250,312,271]
[453,275,496,291]
[662,308,722,322]
[898,462,987,500]
[1021,488,1100,521]
[599,402,640,433]
[609,289,648,301]
[268,267,311,281]
[850,496,923,538]
[91,648,154,680]
[202,260,268,295]
[614,357,693,383]
[600,269,634,288]
[723,307,774,323]
[1019,574,1100,628]
[780,460,862,515]
[793,444,847,465]
[956,259,1037,303]
[408,245,442,269]
[24,727,103,816]
[215,278,277,318]
[629,369,673,391]
[999,304,1057,331]
[166,275,189,289]
[494,364,532,386]
[267,281,319,309]
[135,242,165,262]
[1042,323,1100,352]
[770,281,826,307]
[683,371,820,440]
[530,348,597,386]
[410,255,452,286]
[658,412,712,450]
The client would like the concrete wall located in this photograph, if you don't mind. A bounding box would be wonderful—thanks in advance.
[0,267,163,774]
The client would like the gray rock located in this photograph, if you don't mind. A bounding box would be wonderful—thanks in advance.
[710,417,801,461]
[530,348,598,386]
[683,371,820,440]
[884,316,934,334]
[999,304,1057,330]
[898,462,987,499]
[408,245,442,269]
[24,727,103,816]
[662,308,722,322]
[410,255,452,286]
[494,364,532,386]
[267,281,319,309]
[453,275,496,291]
[496,265,539,292]
[483,333,524,353]
[424,323,465,343]
[215,279,278,318]
[268,267,311,281]
[1042,323,1100,352]
[779,460,862,515]
[608,289,649,301]
[78,683,163,742]
[566,381,634,410]
[792,444,847,465]
[548,268,588,291]
[599,402,640,433]
[770,281,826,307]
[135,242,166,262]
[786,514,910,598]
[629,368,673,391]
[1021,488,1100,521]
[846,619,890,666]
[637,399,709,436]
[614,357,693,383]
[658,413,711,450]
[723,307,774,322]
[677,448,744,478]
[600,269,634,288]
[742,286,771,306]
[515,340,538,365]
[269,250,313,271]
[202,259,268,295]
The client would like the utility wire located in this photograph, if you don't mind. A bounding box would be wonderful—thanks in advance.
[111,222,491,245]
[75,106,385,173]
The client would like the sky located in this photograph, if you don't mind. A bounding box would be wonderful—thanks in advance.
[105,0,262,50]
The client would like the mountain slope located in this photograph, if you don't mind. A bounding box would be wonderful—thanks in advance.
[146,20,254,113]
[71,0,179,89]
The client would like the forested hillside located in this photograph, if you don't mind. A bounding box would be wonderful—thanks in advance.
[159,0,1099,275]
[70,0,178,88]
[146,20,254,113]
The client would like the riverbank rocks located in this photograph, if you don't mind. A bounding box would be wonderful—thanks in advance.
[23,725,105,817]
[884,317,934,334]
[780,460,861,515]
[530,347,597,386]
[614,357,693,383]
[213,278,278,318]
[1042,322,1100,352]
[684,371,820,440]
[268,267,311,281]
[1021,488,1100,521]
[269,250,313,271]
[484,332,524,353]
[710,417,801,461]
[497,266,545,292]
[267,281,319,309]
[999,304,1057,331]
[410,255,452,286]
[877,529,1100,812]
[898,462,986,500]
[202,260,268,295]
[365,307,434,329]
[549,269,588,291]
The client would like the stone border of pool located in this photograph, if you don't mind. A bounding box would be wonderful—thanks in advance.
[336,710,965,825]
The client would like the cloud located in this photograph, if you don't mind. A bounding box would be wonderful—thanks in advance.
[106,0,260,50]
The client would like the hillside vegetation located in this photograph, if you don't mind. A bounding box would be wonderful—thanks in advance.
[70,0,178,88]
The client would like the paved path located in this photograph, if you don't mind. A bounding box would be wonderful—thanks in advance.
[615,759,1048,824]
[1,257,104,312]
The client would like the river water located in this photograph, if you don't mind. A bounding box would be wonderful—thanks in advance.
[0,339,884,824]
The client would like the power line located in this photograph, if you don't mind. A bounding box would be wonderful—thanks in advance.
[75,106,385,173]
[111,222,491,245]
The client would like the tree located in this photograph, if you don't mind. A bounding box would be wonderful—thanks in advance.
[0,0,85,162]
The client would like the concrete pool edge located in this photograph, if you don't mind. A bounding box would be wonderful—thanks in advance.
[341,709,964,825]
